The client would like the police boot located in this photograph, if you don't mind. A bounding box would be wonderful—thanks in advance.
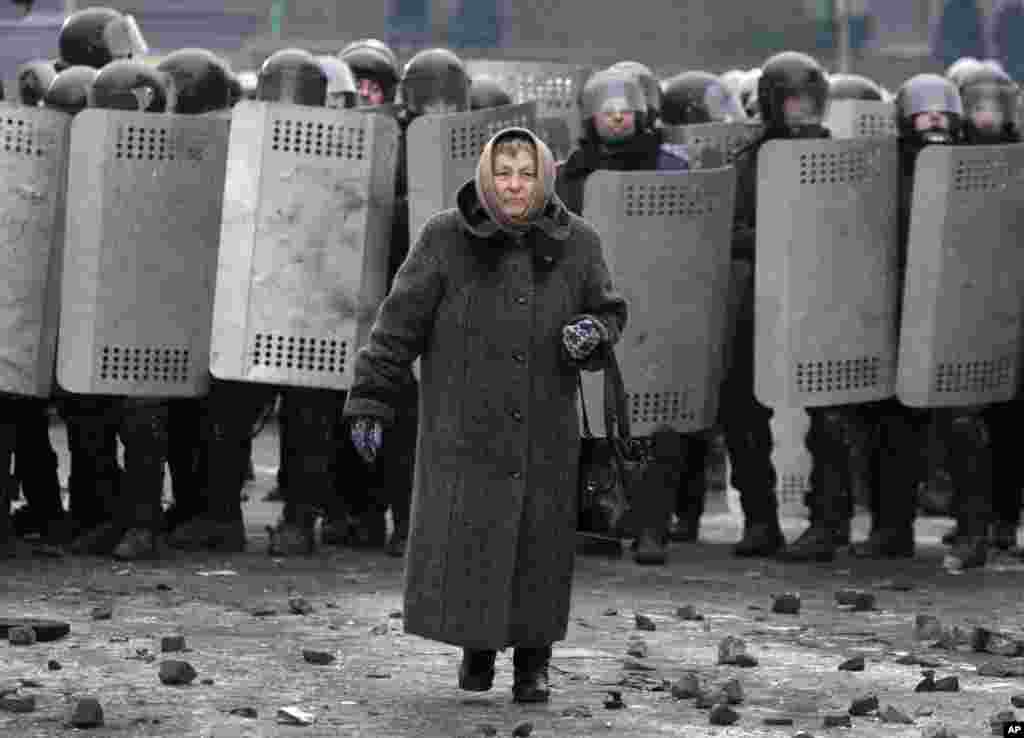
[112,527,160,560]
[386,515,409,558]
[633,529,668,565]
[778,522,835,562]
[349,509,387,549]
[734,520,785,557]
[949,536,989,569]
[991,521,1018,551]
[320,513,353,546]
[169,517,245,552]
[457,649,496,691]
[512,646,551,704]
[849,527,914,559]
[941,521,965,545]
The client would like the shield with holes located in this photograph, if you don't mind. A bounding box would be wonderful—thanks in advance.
[897,143,1024,407]
[662,122,764,169]
[0,103,71,397]
[577,168,736,435]
[209,101,399,390]
[57,109,229,397]
[465,60,592,161]
[406,102,536,244]
[824,100,898,139]
[754,137,900,408]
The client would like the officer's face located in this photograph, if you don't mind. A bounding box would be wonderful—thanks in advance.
[493,150,538,223]
[913,111,950,131]
[782,94,821,126]
[356,78,385,106]
[593,110,636,141]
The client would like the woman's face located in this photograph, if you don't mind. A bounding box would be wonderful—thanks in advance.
[493,149,538,222]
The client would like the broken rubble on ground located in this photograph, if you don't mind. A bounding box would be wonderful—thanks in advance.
[158,660,197,686]
[835,589,876,611]
[0,694,36,713]
[772,593,801,615]
[634,613,656,631]
[879,705,914,724]
[848,694,878,716]
[160,635,186,653]
[709,703,739,725]
[69,697,104,728]
[838,655,865,671]
[670,674,701,700]
[915,614,944,641]
[512,721,533,737]
[8,625,36,646]
[718,636,758,666]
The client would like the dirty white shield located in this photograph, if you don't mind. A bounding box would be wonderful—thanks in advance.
[898,144,1024,407]
[465,60,593,161]
[406,102,536,245]
[58,110,229,397]
[824,100,898,140]
[210,101,399,390]
[754,138,900,408]
[0,104,71,397]
[579,168,736,436]
[662,122,764,169]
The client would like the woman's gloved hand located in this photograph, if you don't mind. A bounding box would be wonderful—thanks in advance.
[350,417,384,464]
[562,316,608,361]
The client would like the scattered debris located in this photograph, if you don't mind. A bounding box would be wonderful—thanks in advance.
[561,705,593,718]
[626,640,648,658]
[512,721,533,737]
[718,636,758,667]
[670,674,701,700]
[302,649,336,665]
[849,694,878,716]
[277,706,315,726]
[838,655,865,671]
[0,694,36,713]
[914,615,943,641]
[228,707,257,719]
[603,691,626,710]
[47,660,61,671]
[90,605,113,621]
[288,597,313,615]
[721,678,743,705]
[603,608,619,616]
[772,593,801,615]
[8,626,36,646]
[675,605,703,621]
[68,697,104,728]
[709,704,739,725]
[158,660,197,686]
[160,636,187,653]
[634,613,656,631]
[835,589,876,611]
[823,714,852,728]
[763,716,794,726]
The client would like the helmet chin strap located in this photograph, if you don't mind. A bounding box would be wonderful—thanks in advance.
[920,129,954,145]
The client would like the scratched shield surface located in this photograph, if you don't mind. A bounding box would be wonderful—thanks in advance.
[579,168,736,436]
[898,143,1024,407]
[0,104,70,397]
[210,102,398,389]
[754,138,900,409]
[57,110,229,397]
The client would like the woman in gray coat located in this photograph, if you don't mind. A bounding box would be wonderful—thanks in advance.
[345,127,626,702]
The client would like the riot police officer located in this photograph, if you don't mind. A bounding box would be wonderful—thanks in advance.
[63,60,171,560]
[57,7,147,69]
[16,61,58,106]
[556,67,688,564]
[43,65,99,115]
[607,61,662,129]
[851,74,965,561]
[339,39,401,107]
[949,65,1021,559]
[660,71,747,125]
[470,74,513,110]
[731,52,837,559]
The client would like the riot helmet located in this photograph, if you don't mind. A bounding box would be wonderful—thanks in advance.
[44,65,98,115]
[157,49,233,115]
[257,49,327,107]
[226,73,243,107]
[16,60,58,106]
[608,60,661,128]
[58,7,148,69]
[757,52,829,135]
[945,57,983,86]
[89,59,168,113]
[895,74,963,145]
[660,71,747,125]
[470,74,513,110]
[828,73,884,101]
[579,68,648,145]
[958,64,1019,142]
[720,69,747,98]
[399,48,470,117]
[339,38,400,105]
[316,56,358,109]
[738,69,762,118]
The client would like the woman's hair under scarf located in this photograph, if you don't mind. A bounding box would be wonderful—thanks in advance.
[474,127,557,234]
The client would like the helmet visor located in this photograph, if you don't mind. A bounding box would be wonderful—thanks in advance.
[704,82,746,122]
[962,82,1016,128]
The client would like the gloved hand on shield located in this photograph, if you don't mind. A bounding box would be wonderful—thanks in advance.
[350,416,384,465]
[562,316,609,361]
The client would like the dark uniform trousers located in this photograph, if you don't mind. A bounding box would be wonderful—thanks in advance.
[985,398,1023,531]
[60,396,168,531]
[279,387,347,528]
[194,379,276,523]
[166,398,204,523]
[6,397,63,524]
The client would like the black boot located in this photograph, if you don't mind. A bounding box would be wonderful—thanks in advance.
[633,528,667,565]
[778,522,836,562]
[512,646,551,703]
[850,527,914,559]
[734,521,785,557]
[458,649,496,691]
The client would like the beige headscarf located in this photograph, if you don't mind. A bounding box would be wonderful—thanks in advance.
[474,127,558,232]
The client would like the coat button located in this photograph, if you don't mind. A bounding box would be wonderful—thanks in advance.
[513,352,526,364]
[511,410,523,422]
[510,470,522,480]
[516,296,527,305]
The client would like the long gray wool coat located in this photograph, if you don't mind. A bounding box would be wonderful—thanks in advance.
[344,130,627,650]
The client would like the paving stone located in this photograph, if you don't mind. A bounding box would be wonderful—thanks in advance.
[772,593,801,615]
[158,660,197,686]
[302,649,336,665]
[670,673,701,700]
[69,697,104,728]
[160,635,186,653]
[634,613,656,631]
[849,694,878,716]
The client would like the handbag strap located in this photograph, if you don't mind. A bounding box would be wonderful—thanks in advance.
[578,373,594,439]
[603,347,631,444]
